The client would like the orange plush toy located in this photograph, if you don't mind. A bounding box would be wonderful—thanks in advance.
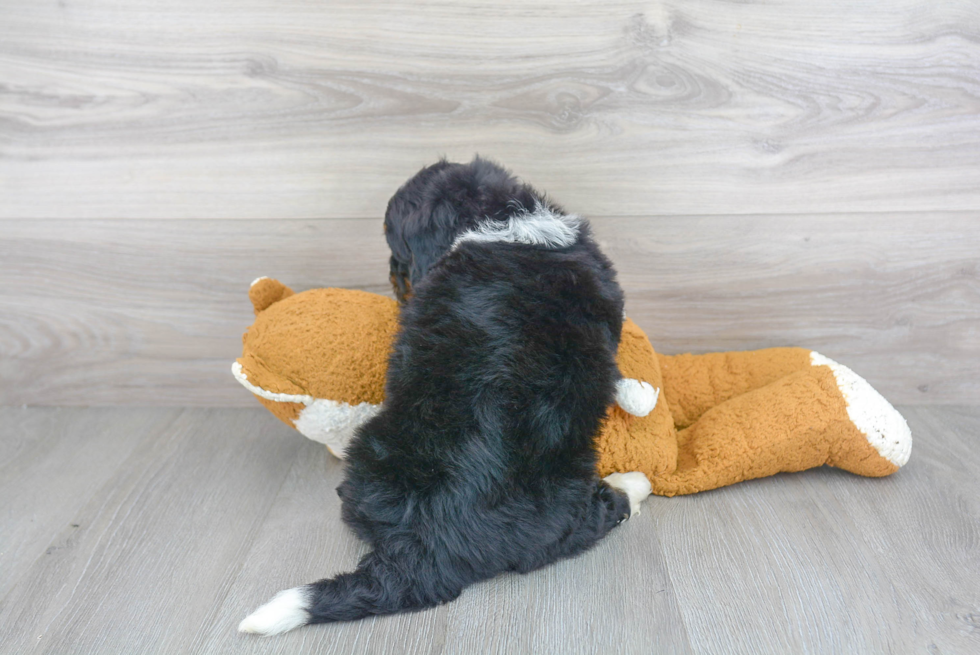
[234,278,911,496]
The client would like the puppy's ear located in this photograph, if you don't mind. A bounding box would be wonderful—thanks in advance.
[406,201,459,286]
[389,256,413,304]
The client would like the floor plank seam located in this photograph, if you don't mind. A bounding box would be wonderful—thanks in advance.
[202,437,310,646]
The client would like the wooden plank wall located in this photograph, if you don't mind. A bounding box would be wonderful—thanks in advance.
[1,0,978,406]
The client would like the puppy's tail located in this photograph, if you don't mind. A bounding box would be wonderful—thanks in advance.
[238,552,417,635]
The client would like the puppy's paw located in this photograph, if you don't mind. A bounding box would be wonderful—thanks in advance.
[615,379,659,417]
[603,471,652,517]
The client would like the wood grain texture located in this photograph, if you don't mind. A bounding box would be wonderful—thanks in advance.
[0,218,392,406]
[654,405,980,654]
[0,409,303,655]
[1,1,979,218]
[198,432,454,655]
[799,406,980,654]
[608,213,980,406]
[1,214,977,406]
[0,408,168,601]
[0,407,976,653]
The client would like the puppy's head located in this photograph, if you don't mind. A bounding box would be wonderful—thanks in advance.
[383,159,456,304]
[383,157,547,304]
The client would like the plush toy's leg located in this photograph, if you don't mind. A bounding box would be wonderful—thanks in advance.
[597,318,679,479]
[657,348,813,428]
[649,357,911,497]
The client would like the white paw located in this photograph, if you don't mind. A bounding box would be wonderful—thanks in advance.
[238,586,311,636]
[810,352,912,467]
[615,378,659,417]
[603,471,652,517]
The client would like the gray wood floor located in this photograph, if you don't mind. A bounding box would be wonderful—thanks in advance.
[1,406,977,654]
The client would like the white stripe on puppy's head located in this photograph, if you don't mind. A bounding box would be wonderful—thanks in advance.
[453,203,581,251]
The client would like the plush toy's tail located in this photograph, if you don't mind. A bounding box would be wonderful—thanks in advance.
[238,553,421,635]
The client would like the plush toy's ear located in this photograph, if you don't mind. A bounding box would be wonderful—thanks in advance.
[249,277,295,315]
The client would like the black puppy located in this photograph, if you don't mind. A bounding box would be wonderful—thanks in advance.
[239,158,655,634]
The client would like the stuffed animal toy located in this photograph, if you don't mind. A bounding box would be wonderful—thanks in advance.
[234,278,911,496]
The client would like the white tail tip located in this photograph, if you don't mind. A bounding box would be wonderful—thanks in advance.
[238,586,312,636]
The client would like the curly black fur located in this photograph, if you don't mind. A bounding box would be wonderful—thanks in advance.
[273,159,636,626]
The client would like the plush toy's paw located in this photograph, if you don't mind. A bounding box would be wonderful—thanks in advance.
[811,352,912,468]
[603,471,652,517]
[615,378,659,417]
